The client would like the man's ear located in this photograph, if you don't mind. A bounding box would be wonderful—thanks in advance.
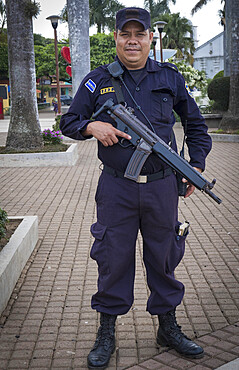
[114,30,117,43]
[149,31,154,44]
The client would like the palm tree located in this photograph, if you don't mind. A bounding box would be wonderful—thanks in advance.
[191,0,217,14]
[5,0,43,150]
[144,0,176,18]
[154,13,195,63]
[90,0,124,33]
[67,0,90,95]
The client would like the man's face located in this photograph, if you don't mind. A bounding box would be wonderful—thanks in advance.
[114,21,153,70]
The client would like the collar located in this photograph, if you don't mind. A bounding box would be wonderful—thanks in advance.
[145,57,161,72]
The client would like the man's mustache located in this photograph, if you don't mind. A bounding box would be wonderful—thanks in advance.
[124,47,141,51]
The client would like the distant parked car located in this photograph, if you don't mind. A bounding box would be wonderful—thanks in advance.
[60,95,73,106]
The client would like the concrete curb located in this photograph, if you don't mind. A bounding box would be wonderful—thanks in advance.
[216,358,239,369]
[0,143,79,167]
[203,114,222,128]
[210,133,239,142]
[0,216,38,316]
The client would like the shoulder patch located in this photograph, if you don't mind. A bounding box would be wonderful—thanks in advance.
[85,79,96,93]
[185,83,193,97]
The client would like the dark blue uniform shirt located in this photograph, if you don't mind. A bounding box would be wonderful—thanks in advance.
[60,57,212,174]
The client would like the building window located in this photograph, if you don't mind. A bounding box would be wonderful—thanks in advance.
[213,57,220,73]
[200,58,206,71]
[209,42,213,55]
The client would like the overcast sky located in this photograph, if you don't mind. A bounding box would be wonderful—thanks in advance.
[33,0,223,47]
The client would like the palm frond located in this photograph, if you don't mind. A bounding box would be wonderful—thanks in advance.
[191,0,210,15]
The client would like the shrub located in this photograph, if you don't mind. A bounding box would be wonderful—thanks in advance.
[207,77,230,111]
[42,129,63,145]
[52,114,62,131]
[213,70,224,79]
[0,208,8,242]
[90,33,116,70]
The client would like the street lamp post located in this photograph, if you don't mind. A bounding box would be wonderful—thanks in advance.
[152,33,159,61]
[46,15,62,114]
[154,21,167,63]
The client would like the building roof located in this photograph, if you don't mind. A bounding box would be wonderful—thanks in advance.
[195,31,224,52]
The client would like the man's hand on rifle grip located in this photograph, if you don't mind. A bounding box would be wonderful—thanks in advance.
[83,121,131,147]
[182,167,203,198]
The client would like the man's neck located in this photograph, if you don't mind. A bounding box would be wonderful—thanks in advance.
[116,55,148,71]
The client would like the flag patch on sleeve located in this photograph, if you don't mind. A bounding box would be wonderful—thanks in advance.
[85,79,96,93]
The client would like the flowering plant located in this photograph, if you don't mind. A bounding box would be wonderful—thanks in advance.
[42,129,63,145]
[168,59,208,94]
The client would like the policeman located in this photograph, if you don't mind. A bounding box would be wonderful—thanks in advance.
[60,7,212,369]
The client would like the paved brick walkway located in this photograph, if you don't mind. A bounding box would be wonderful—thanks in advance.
[0,128,239,369]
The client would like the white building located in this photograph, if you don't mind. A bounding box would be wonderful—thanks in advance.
[193,32,224,79]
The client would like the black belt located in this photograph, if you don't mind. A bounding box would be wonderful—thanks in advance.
[103,165,173,183]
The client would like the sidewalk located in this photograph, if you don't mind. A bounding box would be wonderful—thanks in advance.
[0,122,239,369]
[0,110,55,133]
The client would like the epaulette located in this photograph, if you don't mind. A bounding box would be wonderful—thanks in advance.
[157,62,178,72]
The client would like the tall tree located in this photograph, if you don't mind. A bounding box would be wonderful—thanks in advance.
[219,0,239,130]
[153,13,195,64]
[144,0,175,18]
[5,0,43,150]
[89,0,124,33]
[67,0,90,96]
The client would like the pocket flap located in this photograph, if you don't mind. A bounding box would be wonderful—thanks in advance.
[151,87,176,96]
[90,222,107,240]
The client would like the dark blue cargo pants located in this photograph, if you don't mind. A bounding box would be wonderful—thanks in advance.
[90,170,186,315]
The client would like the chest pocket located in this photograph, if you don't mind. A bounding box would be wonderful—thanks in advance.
[151,87,175,123]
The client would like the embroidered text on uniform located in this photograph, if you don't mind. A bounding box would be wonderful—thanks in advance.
[100,87,115,95]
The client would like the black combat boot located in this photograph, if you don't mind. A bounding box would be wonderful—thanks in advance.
[87,313,117,369]
[157,309,204,359]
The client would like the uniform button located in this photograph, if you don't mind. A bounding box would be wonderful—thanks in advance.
[136,87,140,91]
[163,97,168,102]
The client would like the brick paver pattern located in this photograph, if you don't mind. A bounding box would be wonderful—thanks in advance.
[0,129,238,369]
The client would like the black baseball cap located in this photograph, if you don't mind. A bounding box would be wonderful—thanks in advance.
[116,7,151,31]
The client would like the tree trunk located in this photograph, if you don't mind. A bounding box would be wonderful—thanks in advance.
[220,0,239,131]
[5,0,43,150]
[97,23,101,33]
[67,0,90,96]
[223,0,230,77]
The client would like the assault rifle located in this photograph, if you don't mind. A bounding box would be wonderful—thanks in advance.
[93,99,222,204]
